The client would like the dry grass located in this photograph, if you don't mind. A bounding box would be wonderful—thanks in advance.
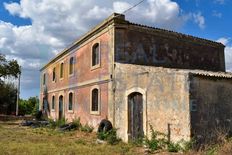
[0,120,232,155]
[0,121,143,155]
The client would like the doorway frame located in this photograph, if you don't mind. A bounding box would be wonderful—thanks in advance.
[58,91,65,120]
[125,87,147,142]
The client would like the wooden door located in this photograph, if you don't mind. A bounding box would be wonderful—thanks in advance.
[128,92,143,141]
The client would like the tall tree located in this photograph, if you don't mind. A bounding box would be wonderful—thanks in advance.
[0,54,21,79]
[0,54,21,114]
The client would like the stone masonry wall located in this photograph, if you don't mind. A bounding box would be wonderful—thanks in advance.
[114,63,191,142]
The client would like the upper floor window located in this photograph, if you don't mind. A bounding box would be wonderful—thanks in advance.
[91,88,99,112]
[68,92,73,111]
[52,95,55,110]
[52,67,56,82]
[92,43,100,67]
[43,73,46,85]
[60,62,64,78]
[69,57,74,75]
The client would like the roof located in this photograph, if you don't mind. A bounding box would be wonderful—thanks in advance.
[41,13,225,71]
[115,63,232,79]
[128,22,224,48]
[188,70,232,78]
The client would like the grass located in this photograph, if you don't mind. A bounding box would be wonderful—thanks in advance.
[1,120,232,155]
[0,121,143,155]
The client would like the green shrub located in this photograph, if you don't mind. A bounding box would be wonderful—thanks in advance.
[97,128,121,145]
[48,118,66,128]
[145,124,190,153]
[167,142,182,152]
[106,129,121,145]
[80,124,94,133]
[72,117,81,130]
[97,131,108,140]
[145,125,168,151]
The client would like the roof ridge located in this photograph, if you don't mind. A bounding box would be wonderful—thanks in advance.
[128,22,224,47]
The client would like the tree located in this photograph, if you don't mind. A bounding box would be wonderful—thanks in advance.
[0,54,21,114]
[0,83,17,114]
[18,97,39,116]
[0,54,21,79]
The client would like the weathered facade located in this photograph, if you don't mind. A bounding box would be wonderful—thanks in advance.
[40,13,232,142]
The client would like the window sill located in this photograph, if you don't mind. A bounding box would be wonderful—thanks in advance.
[51,109,55,112]
[91,64,100,71]
[90,111,100,115]
[68,110,74,114]
[68,73,74,78]
[52,80,56,83]
[60,77,64,81]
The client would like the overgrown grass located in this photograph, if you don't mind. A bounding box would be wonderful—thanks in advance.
[80,123,94,133]
[0,122,142,155]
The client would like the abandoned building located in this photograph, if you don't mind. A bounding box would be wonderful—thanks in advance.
[40,13,232,142]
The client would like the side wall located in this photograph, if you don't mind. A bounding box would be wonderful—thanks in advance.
[190,76,232,140]
[114,63,191,142]
[40,26,114,129]
[115,26,225,71]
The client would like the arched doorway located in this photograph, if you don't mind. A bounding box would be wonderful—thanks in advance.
[59,95,63,120]
[128,92,143,141]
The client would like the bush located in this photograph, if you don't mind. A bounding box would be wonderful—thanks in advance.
[80,124,94,133]
[48,117,66,129]
[97,128,121,145]
[72,117,81,129]
[145,125,168,151]
[145,124,193,153]
[167,142,182,152]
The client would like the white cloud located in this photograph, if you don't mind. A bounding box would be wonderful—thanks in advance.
[217,37,230,45]
[214,0,225,4]
[1,0,206,98]
[113,1,132,14]
[193,12,205,29]
[212,10,222,18]
[217,38,232,72]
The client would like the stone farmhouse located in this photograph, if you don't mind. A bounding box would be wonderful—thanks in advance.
[40,13,232,142]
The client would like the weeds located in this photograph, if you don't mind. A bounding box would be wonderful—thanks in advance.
[97,128,121,145]
[80,124,94,133]
[48,117,66,128]
[145,124,194,153]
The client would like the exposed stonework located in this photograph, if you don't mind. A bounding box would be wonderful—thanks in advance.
[40,13,232,143]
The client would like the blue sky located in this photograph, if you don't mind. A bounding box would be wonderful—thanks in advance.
[0,0,231,99]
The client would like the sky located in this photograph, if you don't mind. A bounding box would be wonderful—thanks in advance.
[0,0,231,99]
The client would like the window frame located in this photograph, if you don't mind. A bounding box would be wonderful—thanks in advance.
[52,67,56,82]
[69,57,74,76]
[90,86,100,115]
[51,95,55,111]
[43,73,46,85]
[60,62,64,80]
[68,91,74,113]
[91,42,101,70]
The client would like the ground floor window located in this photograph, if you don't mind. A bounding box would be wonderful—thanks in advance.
[91,88,99,112]
[52,96,55,110]
[69,92,73,111]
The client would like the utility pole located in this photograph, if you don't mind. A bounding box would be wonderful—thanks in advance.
[16,68,21,116]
